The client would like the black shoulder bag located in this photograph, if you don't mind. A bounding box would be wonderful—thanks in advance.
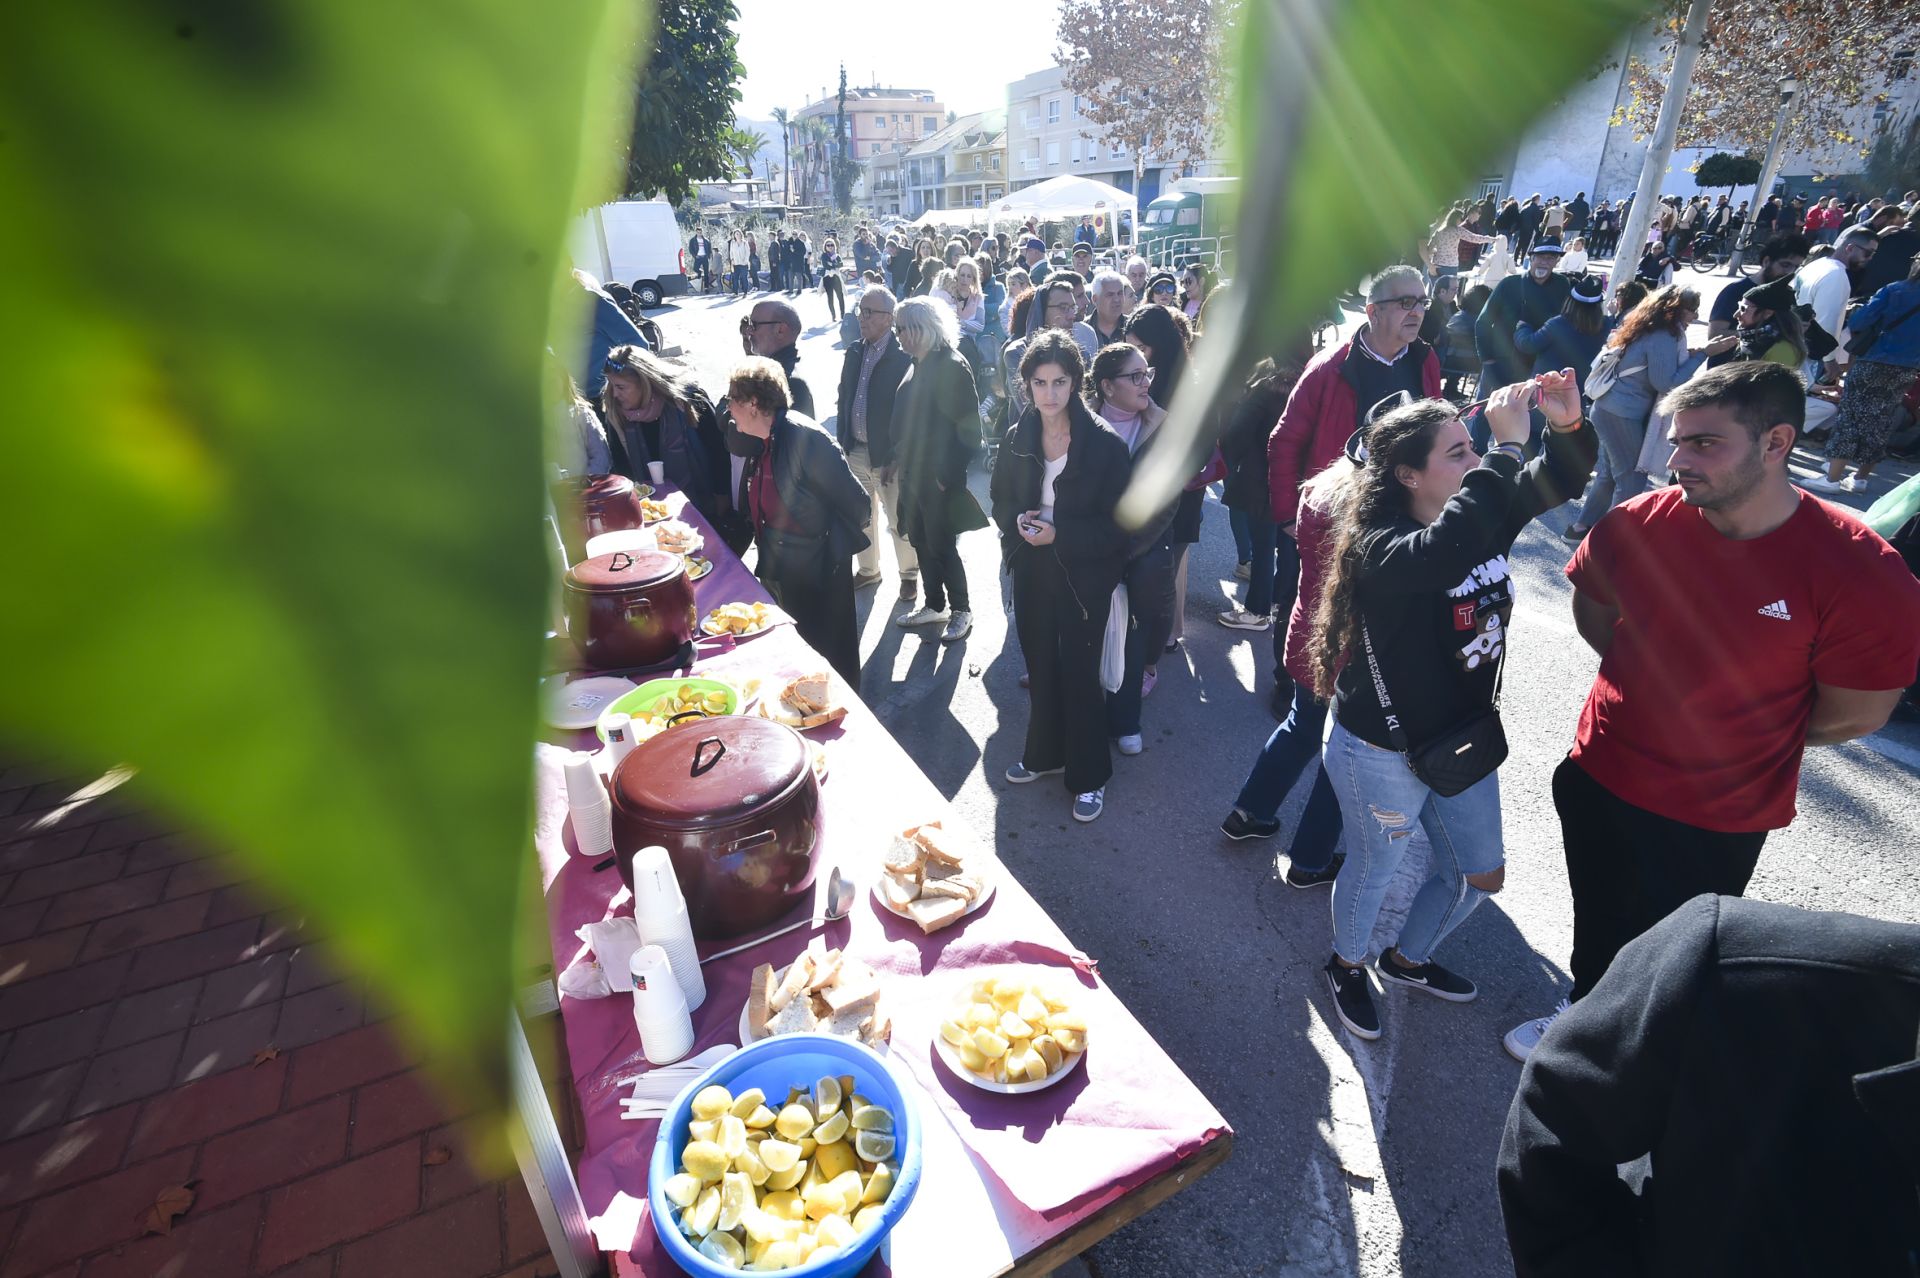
[1359,619,1508,797]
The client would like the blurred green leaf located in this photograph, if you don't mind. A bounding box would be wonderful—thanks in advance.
[0,1,640,1109]
[1123,0,1654,525]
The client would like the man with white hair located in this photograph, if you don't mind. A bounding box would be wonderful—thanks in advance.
[1089,270,1130,346]
[1125,255,1150,299]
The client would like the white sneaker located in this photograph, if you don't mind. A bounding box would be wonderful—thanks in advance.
[1800,472,1853,494]
[1116,734,1143,755]
[1216,607,1272,632]
[1503,998,1570,1062]
[940,610,973,642]
[896,606,948,628]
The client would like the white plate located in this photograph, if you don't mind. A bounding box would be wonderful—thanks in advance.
[869,865,995,928]
[737,959,890,1054]
[541,675,638,729]
[931,968,1087,1095]
[700,608,778,638]
[651,520,703,556]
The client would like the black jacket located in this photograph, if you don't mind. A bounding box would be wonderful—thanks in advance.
[1500,895,1920,1278]
[744,411,871,581]
[604,390,730,521]
[892,346,988,541]
[1333,421,1597,749]
[990,407,1133,617]
[834,334,912,467]
[1476,272,1575,385]
[767,345,814,420]
[1220,381,1289,520]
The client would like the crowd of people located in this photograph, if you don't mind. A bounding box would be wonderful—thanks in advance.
[564,183,1920,1273]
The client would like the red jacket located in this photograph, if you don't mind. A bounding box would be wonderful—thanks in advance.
[1266,337,1442,527]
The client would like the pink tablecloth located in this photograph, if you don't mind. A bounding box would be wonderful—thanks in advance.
[535,487,1229,1273]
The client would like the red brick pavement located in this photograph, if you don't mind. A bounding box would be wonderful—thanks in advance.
[0,762,562,1278]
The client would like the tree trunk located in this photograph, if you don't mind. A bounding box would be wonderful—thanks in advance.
[1609,0,1712,288]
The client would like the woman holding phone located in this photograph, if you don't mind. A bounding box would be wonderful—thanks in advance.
[1310,373,1596,1039]
[990,331,1133,823]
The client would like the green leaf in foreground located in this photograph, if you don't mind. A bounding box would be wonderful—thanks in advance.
[1121,0,1654,527]
[0,2,638,1110]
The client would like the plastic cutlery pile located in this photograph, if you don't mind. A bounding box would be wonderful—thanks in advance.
[617,1044,738,1120]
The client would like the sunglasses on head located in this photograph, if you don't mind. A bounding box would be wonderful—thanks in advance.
[603,357,635,375]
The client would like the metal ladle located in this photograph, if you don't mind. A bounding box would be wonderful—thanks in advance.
[699,866,853,965]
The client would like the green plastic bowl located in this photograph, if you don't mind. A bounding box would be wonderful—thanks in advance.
[595,676,739,744]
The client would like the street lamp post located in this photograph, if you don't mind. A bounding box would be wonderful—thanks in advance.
[1730,75,1799,274]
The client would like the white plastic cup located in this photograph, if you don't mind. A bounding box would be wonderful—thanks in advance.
[631,846,707,1012]
[647,461,666,486]
[562,752,615,859]
[630,944,695,1064]
[602,713,640,773]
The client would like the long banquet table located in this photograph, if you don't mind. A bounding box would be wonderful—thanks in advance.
[533,485,1231,1275]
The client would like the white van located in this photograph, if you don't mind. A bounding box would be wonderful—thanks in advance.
[570,199,690,309]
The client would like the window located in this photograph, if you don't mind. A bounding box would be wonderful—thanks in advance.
[1024,110,1038,128]
[974,155,983,172]
[1046,141,1060,168]
[1111,143,1125,159]
[924,116,938,131]
[1047,99,1061,124]
[1023,152,1038,172]
[872,115,886,128]
[1071,138,1082,162]
[1176,207,1200,226]
[990,154,1000,170]
[1073,95,1083,117]
[871,142,881,155]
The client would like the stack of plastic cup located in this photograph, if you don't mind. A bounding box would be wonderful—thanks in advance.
[562,753,615,860]
[602,713,641,772]
[631,845,706,1012]
[629,944,694,1065]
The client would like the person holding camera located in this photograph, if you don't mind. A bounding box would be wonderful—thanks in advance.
[1309,374,1596,1040]
[990,331,1133,824]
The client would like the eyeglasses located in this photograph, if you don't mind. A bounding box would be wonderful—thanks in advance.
[1371,295,1430,312]
[858,306,893,318]
[1114,369,1152,385]
[747,318,784,328]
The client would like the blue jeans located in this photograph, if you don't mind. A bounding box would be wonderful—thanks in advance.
[1270,531,1300,687]
[1232,687,1344,871]
[731,265,748,293]
[1242,515,1278,615]
[1230,509,1253,563]
[1324,721,1505,965]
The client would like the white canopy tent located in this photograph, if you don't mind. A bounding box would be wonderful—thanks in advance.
[988,175,1136,246]
[908,206,993,229]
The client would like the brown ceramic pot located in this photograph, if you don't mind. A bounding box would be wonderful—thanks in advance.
[563,549,696,670]
[609,717,821,938]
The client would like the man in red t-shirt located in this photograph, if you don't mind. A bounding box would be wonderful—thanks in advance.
[1504,361,1920,1062]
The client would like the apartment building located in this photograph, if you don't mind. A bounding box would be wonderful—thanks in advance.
[783,85,945,207]
[1003,65,1213,207]
[902,110,1008,216]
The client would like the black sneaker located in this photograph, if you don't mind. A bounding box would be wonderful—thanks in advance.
[1220,809,1281,841]
[1324,956,1381,1039]
[1285,854,1344,890]
[1375,949,1478,1003]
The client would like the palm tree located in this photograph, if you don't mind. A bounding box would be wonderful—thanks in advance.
[770,107,791,205]
[796,117,833,205]
[726,127,765,182]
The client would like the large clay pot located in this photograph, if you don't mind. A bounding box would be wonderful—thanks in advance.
[610,717,822,939]
[553,473,646,562]
[563,549,696,670]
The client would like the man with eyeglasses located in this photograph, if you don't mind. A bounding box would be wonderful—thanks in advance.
[1475,240,1574,392]
[835,287,918,602]
[744,299,813,418]
[1794,226,1879,384]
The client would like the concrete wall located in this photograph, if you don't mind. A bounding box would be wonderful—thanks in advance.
[1507,34,1635,203]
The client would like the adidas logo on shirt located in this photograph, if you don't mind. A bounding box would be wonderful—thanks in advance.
[1757,599,1792,621]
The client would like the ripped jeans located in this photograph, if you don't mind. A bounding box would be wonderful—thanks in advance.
[1325,720,1505,965]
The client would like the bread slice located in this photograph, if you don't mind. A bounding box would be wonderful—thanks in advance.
[882,833,925,877]
[906,894,969,934]
[765,993,819,1037]
[913,822,970,870]
[769,954,814,1014]
[805,946,844,993]
[784,673,832,715]
[821,1003,873,1040]
[860,1005,892,1046]
[918,875,977,902]
[746,963,777,1040]
[879,872,920,912]
[820,960,882,1016]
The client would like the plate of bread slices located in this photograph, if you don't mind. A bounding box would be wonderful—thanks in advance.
[741,936,891,1050]
[872,822,993,934]
[756,672,849,731]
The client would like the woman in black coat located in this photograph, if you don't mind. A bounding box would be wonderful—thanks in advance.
[990,330,1133,824]
[889,297,988,643]
[725,358,873,691]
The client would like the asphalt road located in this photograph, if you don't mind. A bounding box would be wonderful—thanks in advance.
[642,265,1920,1278]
